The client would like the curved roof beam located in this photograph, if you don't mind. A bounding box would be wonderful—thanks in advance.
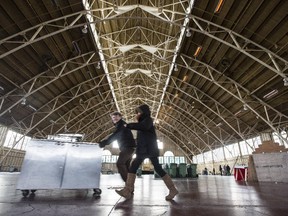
[61,85,256,149]
[156,129,194,163]
[1,12,287,78]
[1,13,286,80]
[2,51,284,147]
[30,84,232,152]
[7,74,110,137]
[157,115,237,160]
[83,0,120,112]
[177,54,288,144]
[23,68,258,141]
[187,14,288,77]
[1,10,286,146]
[0,52,98,117]
[155,0,195,121]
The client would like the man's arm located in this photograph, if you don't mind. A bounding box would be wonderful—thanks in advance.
[126,118,153,131]
[99,122,122,147]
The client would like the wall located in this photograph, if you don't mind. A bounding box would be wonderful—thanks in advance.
[253,152,288,183]
[251,140,288,182]
[0,147,25,172]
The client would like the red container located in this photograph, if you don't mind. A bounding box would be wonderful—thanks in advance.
[234,166,247,181]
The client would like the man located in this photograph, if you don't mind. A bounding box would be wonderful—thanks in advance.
[99,111,136,182]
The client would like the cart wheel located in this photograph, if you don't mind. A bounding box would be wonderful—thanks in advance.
[93,192,101,199]
[22,190,30,197]
[31,190,37,193]
[93,188,102,195]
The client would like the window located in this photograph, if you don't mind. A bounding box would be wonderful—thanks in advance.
[273,131,287,147]
[159,156,163,164]
[212,147,224,162]
[157,140,163,149]
[102,150,112,163]
[102,150,112,155]
[163,151,174,164]
[163,151,174,156]
[203,151,212,162]
[111,155,118,163]
[179,156,186,163]
[4,130,31,150]
[239,141,249,155]
[144,158,149,164]
[175,156,179,164]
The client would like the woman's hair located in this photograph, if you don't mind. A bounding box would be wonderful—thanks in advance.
[110,111,122,117]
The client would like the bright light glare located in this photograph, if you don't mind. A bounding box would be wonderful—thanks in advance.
[112,140,119,148]
[157,140,163,149]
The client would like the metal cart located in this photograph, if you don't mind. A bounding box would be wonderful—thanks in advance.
[17,139,102,198]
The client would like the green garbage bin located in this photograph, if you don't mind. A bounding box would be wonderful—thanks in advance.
[136,168,142,176]
[179,163,187,177]
[170,163,177,178]
[190,163,197,178]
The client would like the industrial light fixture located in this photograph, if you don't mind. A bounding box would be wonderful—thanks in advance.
[27,105,37,111]
[243,104,248,111]
[186,29,192,37]
[234,110,242,116]
[193,46,202,57]
[182,75,188,82]
[216,122,222,127]
[215,0,225,13]
[174,64,178,71]
[283,77,288,86]
[263,89,278,99]
[21,98,26,105]
[96,62,101,69]
[72,41,81,55]
[82,25,88,34]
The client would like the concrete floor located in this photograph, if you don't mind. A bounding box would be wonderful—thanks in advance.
[0,172,288,216]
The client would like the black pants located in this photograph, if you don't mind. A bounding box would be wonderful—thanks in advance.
[117,148,135,182]
[129,156,166,177]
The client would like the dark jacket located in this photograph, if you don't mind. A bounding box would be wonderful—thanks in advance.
[126,104,159,157]
[100,119,136,151]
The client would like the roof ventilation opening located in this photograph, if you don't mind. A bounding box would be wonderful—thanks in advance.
[220,58,231,68]
[42,53,53,63]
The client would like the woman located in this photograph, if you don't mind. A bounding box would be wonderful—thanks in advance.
[116,104,178,200]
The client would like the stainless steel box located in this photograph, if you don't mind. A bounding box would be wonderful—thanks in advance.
[17,140,102,190]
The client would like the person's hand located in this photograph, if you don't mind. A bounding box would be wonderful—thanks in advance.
[99,141,106,148]
[123,124,127,127]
